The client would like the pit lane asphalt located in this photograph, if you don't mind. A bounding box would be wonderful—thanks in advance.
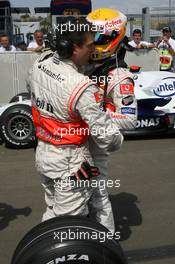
[0,137,175,264]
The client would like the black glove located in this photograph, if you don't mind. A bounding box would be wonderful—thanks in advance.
[73,161,99,181]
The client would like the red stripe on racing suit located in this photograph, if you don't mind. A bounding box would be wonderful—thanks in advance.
[32,106,89,145]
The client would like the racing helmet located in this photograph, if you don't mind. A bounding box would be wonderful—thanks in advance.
[86,8,127,61]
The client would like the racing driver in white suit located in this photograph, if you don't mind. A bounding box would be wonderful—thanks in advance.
[87,8,137,234]
[28,10,137,234]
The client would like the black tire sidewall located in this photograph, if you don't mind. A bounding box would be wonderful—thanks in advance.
[12,217,127,264]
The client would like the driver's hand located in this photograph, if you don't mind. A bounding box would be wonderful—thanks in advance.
[34,46,44,52]
[162,36,169,43]
[135,44,142,49]
[140,43,148,49]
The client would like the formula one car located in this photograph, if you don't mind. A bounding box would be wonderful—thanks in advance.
[90,56,175,137]
[128,70,175,136]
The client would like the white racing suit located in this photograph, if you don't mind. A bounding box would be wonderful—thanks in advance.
[27,52,125,232]
[89,67,137,234]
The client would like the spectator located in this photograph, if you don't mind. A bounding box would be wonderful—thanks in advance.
[0,34,16,52]
[128,29,155,49]
[156,26,175,55]
[156,26,175,71]
[27,30,45,52]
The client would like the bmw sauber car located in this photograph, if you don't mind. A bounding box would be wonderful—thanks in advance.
[124,70,175,136]
[91,57,175,136]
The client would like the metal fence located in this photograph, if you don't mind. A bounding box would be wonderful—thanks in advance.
[150,7,175,36]
[127,7,175,41]
[0,6,12,37]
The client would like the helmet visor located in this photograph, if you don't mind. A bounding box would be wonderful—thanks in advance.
[94,29,120,45]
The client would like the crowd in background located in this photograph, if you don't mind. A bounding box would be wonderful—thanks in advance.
[0,27,175,53]
[128,27,175,55]
[0,30,45,52]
